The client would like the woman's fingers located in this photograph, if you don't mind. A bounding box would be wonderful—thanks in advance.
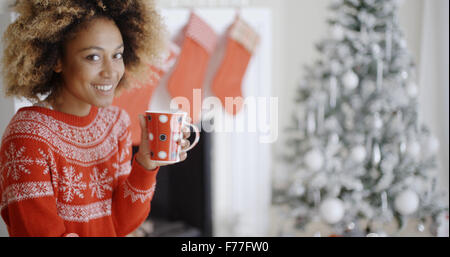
[182,126,191,139]
[175,138,189,162]
[177,138,190,150]
[179,151,187,162]
[182,116,192,139]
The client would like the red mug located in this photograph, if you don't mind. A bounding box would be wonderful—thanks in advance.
[145,110,200,163]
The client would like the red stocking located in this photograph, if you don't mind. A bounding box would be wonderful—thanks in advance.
[167,12,218,123]
[211,16,260,115]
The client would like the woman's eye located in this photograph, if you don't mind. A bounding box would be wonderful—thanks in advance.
[86,55,100,61]
[114,53,123,59]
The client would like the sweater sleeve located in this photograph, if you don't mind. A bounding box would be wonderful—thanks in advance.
[111,117,159,237]
[0,137,72,237]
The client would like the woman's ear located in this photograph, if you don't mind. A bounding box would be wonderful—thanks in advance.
[53,58,62,73]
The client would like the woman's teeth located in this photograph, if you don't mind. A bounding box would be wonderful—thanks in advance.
[93,84,113,91]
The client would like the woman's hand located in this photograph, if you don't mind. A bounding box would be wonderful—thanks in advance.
[135,114,192,170]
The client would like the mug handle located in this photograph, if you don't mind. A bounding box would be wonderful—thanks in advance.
[181,122,200,153]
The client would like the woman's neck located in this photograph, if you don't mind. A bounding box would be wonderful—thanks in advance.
[47,90,92,117]
[52,101,92,117]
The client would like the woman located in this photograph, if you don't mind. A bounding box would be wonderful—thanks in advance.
[0,0,191,236]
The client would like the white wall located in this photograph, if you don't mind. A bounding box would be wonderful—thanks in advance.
[418,0,449,202]
[0,12,14,237]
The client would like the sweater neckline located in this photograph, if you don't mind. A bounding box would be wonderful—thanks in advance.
[19,105,99,127]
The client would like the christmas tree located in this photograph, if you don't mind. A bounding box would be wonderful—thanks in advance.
[273,0,448,236]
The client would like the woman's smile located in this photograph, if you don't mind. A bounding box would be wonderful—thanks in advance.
[92,83,115,94]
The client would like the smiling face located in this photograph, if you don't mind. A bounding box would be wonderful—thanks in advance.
[53,17,125,116]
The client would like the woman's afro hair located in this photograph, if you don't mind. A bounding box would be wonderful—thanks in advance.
[2,0,167,102]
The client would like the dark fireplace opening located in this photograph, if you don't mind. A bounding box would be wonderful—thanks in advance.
[131,130,212,237]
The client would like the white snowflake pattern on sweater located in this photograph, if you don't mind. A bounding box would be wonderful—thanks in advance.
[4,143,34,181]
[89,167,113,199]
[35,148,57,175]
[59,166,87,203]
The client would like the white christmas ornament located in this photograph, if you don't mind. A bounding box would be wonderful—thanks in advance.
[330,60,341,74]
[372,114,383,130]
[426,136,440,154]
[406,141,421,158]
[406,82,418,98]
[371,44,381,57]
[394,190,419,216]
[342,70,359,90]
[399,38,407,49]
[330,24,345,41]
[304,149,324,171]
[320,198,345,224]
[350,145,366,163]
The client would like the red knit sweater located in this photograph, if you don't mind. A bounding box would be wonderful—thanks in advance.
[0,105,159,237]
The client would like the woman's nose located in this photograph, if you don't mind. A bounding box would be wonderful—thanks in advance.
[100,59,114,78]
